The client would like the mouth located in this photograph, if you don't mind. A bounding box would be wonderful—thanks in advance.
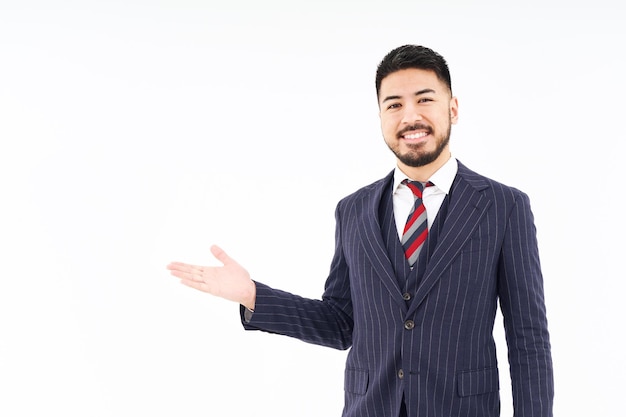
[398,128,431,144]
[397,124,432,143]
[402,131,429,140]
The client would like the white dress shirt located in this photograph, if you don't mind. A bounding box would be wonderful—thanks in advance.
[392,157,458,239]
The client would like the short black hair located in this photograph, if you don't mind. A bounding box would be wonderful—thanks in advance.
[375,45,452,99]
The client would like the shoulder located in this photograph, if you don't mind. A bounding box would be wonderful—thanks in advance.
[456,160,528,201]
[337,171,394,207]
[455,161,535,220]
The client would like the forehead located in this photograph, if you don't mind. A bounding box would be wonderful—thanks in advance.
[379,68,448,99]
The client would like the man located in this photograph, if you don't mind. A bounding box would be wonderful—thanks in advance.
[167,44,554,417]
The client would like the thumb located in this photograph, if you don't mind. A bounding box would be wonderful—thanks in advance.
[210,244,233,266]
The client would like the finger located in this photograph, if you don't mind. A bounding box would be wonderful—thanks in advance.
[169,270,199,282]
[169,266,207,282]
[167,262,204,274]
[210,244,234,266]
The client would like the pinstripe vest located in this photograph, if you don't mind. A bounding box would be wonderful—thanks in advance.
[379,179,451,304]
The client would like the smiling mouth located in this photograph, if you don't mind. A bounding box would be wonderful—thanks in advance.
[402,132,429,140]
[398,124,432,140]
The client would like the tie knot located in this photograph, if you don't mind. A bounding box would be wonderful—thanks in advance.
[403,179,432,198]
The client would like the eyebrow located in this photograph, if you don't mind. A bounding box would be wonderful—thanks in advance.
[381,88,437,104]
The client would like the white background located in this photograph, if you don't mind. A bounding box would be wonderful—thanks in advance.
[1,1,624,416]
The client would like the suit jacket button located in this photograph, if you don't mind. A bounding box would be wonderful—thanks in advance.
[402,292,411,301]
[398,369,404,379]
[404,320,415,330]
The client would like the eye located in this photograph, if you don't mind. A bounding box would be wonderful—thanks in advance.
[386,103,401,110]
[418,97,434,103]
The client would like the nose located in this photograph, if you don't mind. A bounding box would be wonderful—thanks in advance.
[401,103,422,125]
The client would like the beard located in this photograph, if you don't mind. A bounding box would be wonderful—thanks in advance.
[387,122,451,168]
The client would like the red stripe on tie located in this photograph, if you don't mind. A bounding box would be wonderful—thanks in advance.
[403,205,426,234]
[405,229,428,260]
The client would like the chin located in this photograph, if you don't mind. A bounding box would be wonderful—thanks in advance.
[400,149,442,168]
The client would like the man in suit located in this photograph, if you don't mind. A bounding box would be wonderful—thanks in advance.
[167,44,554,417]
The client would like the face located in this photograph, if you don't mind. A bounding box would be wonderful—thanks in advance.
[378,68,459,170]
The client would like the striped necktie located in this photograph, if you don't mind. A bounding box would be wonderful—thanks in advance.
[401,180,432,266]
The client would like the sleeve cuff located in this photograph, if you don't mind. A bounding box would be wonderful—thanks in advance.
[242,305,254,323]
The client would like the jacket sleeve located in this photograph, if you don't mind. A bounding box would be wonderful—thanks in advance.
[498,191,554,416]
[240,202,354,350]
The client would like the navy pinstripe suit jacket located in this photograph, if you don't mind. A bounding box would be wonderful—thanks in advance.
[242,160,553,417]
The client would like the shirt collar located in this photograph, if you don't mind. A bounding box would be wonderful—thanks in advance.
[393,156,458,195]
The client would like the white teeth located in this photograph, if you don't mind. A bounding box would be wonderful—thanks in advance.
[404,132,428,139]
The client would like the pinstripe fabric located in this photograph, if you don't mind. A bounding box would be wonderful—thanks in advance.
[379,179,413,293]
[242,160,554,417]
[380,181,449,308]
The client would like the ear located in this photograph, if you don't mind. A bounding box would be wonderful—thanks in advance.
[449,96,459,124]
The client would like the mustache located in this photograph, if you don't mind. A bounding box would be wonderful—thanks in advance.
[397,123,432,138]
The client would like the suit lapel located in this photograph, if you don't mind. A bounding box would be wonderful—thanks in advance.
[407,165,492,316]
[356,172,407,310]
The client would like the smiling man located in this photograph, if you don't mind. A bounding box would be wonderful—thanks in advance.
[168,45,554,417]
[379,67,457,180]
